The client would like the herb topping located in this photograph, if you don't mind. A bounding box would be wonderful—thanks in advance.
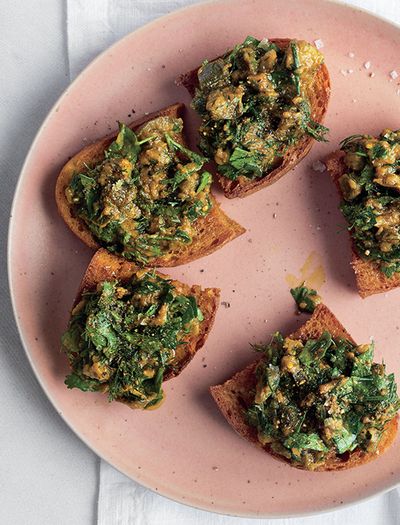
[66,117,213,264]
[62,272,203,409]
[192,36,327,181]
[339,130,400,277]
[290,283,322,313]
[247,332,399,470]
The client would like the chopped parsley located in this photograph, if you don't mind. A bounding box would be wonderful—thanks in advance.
[290,283,321,313]
[62,273,203,409]
[339,129,400,277]
[66,117,213,265]
[191,36,328,182]
[247,332,400,470]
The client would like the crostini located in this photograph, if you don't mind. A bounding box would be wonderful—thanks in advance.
[55,103,245,266]
[211,304,399,470]
[326,130,400,297]
[62,249,220,409]
[179,36,330,198]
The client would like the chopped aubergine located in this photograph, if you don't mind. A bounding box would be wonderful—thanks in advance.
[192,36,328,182]
[339,130,400,277]
[247,332,400,470]
[62,272,203,409]
[65,117,213,264]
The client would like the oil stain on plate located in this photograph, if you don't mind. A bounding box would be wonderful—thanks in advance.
[285,251,326,290]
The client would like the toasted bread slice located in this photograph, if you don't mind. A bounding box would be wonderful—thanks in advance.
[326,151,400,298]
[210,304,398,471]
[55,103,245,266]
[67,249,220,409]
[178,39,330,198]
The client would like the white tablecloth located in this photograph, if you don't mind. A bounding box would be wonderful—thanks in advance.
[1,1,400,524]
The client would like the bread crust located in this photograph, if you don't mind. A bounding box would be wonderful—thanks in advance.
[326,150,400,297]
[210,304,398,471]
[55,103,245,266]
[70,248,220,407]
[178,38,331,198]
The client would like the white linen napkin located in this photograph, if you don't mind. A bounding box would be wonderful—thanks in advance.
[66,1,400,523]
[97,459,399,525]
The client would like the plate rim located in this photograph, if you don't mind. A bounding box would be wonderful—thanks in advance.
[7,0,400,517]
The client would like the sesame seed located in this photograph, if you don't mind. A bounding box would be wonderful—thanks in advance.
[364,61,371,69]
[390,70,398,80]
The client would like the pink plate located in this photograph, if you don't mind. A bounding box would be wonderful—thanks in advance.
[8,0,400,517]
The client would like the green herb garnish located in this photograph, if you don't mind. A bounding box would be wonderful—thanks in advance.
[290,283,321,313]
[63,274,203,408]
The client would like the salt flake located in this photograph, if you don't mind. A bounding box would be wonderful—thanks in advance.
[258,38,270,50]
[314,39,324,50]
[390,70,398,80]
[364,61,371,69]
[312,160,326,173]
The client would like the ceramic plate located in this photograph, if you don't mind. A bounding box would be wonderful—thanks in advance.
[9,0,400,517]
